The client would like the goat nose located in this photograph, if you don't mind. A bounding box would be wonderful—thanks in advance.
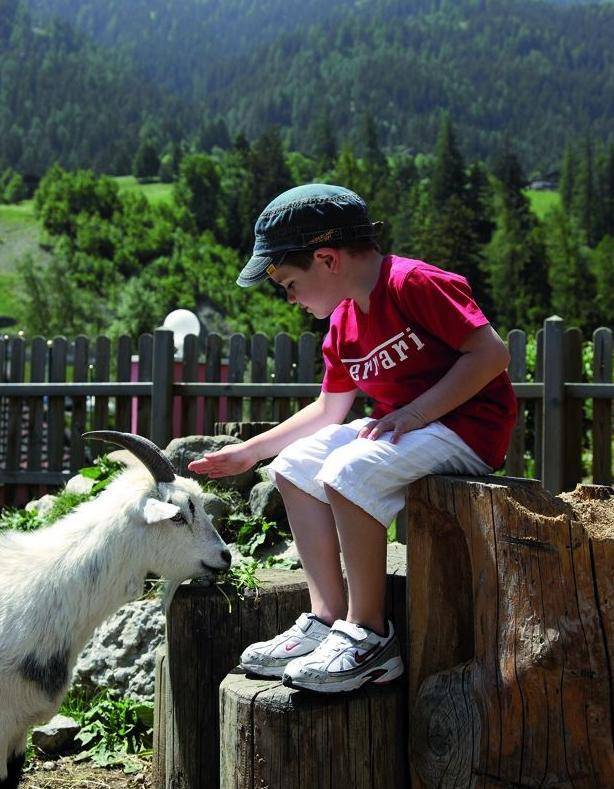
[221,549,232,567]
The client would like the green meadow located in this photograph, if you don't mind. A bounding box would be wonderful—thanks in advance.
[524,189,560,219]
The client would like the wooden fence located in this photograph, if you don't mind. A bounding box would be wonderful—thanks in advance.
[0,315,612,507]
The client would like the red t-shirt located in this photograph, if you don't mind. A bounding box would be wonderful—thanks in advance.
[321,255,517,469]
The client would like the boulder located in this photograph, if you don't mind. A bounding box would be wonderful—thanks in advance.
[25,494,57,517]
[201,492,232,531]
[65,474,96,495]
[164,435,256,494]
[72,598,165,701]
[31,715,80,755]
[249,481,287,524]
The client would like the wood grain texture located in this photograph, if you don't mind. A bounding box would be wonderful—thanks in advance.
[407,475,614,788]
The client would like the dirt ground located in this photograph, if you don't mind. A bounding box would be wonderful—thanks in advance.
[20,756,152,789]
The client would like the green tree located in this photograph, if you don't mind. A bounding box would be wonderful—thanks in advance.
[132,140,160,181]
[173,153,221,233]
[430,115,466,211]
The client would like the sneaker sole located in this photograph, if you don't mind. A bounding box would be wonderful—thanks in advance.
[281,656,404,693]
[239,662,286,679]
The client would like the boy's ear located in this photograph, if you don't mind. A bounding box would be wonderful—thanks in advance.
[142,498,180,524]
[314,247,341,272]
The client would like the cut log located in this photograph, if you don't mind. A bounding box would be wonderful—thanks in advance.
[406,476,614,788]
[220,670,408,789]
[154,552,407,789]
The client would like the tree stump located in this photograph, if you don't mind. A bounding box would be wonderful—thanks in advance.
[154,551,406,789]
[220,670,407,789]
[406,476,614,788]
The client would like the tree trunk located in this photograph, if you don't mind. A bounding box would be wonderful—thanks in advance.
[407,476,614,788]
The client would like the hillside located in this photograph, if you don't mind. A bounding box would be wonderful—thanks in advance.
[3,0,614,173]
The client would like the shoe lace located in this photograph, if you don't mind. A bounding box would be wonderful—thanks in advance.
[313,629,354,661]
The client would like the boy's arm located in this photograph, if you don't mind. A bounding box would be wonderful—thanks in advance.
[359,324,511,443]
[188,388,357,477]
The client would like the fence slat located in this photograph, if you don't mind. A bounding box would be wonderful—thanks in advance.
[542,316,565,494]
[91,336,111,459]
[48,337,67,471]
[564,328,584,490]
[151,329,175,449]
[534,328,544,481]
[181,334,199,437]
[116,335,132,433]
[27,337,46,472]
[297,332,317,410]
[250,333,269,422]
[204,333,222,435]
[137,333,153,438]
[592,327,613,485]
[506,330,526,476]
[6,337,25,473]
[274,333,293,423]
[0,337,7,468]
[70,336,89,471]
[227,334,246,423]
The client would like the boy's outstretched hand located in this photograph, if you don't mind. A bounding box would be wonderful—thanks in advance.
[187,443,258,478]
[357,404,428,444]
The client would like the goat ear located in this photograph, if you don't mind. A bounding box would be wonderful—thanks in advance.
[143,498,181,524]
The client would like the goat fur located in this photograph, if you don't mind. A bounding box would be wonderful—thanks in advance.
[0,465,230,785]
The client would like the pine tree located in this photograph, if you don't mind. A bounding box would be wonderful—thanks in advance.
[430,114,466,211]
[132,140,160,181]
[572,137,598,246]
[173,153,221,233]
[559,141,576,214]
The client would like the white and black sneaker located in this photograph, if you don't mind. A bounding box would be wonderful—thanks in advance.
[282,619,404,693]
[239,613,332,678]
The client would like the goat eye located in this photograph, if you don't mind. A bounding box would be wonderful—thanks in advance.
[171,512,184,523]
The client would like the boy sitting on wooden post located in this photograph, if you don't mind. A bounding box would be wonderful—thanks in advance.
[188,183,517,694]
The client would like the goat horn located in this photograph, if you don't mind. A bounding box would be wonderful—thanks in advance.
[82,431,176,483]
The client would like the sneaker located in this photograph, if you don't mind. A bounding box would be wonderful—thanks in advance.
[239,613,332,678]
[281,619,404,693]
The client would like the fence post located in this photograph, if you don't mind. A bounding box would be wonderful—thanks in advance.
[151,329,175,449]
[592,327,613,485]
[542,316,565,494]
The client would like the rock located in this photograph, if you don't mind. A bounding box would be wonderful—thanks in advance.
[72,598,166,701]
[201,492,232,531]
[43,761,58,771]
[31,715,80,755]
[25,494,58,516]
[65,474,96,495]
[255,464,275,484]
[164,435,256,494]
[249,481,287,524]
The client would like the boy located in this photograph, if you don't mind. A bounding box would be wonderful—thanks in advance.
[188,183,517,694]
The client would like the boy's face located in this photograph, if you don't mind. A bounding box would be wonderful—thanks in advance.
[269,250,345,319]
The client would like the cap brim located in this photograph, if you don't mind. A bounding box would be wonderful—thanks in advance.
[236,254,277,287]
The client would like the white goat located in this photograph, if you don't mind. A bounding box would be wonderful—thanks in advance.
[0,431,231,788]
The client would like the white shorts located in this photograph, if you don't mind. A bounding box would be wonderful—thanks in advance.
[266,418,492,528]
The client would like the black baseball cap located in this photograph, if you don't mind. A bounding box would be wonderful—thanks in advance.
[237,183,382,287]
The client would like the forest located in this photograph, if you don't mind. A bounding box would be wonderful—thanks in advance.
[1,0,613,175]
[6,116,613,347]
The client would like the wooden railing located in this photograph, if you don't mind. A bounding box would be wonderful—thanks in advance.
[0,316,611,506]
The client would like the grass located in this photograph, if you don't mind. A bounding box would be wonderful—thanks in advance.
[112,176,174,206]
[524,188,560,220]
[0,201,36,224]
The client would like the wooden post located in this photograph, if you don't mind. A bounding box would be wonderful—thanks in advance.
[151,328,174,448]
[250,332,269,422]
[137,333,153,438]
[592,327,612,485]
[227,333,246,422]
[6,336,25,475]
[534,328,544,481]
[204,332,222,435]
[115,335,132,433]
[48,336,67,469]
[273,332,293,422]
[407,475,614,787]
[181,333,200,437]
[506,329,526,476]
[70,335,89,470]
[564,327,584,490]
[542,315,565,493]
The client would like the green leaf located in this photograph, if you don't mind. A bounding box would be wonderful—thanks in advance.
[79,466,103,479]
